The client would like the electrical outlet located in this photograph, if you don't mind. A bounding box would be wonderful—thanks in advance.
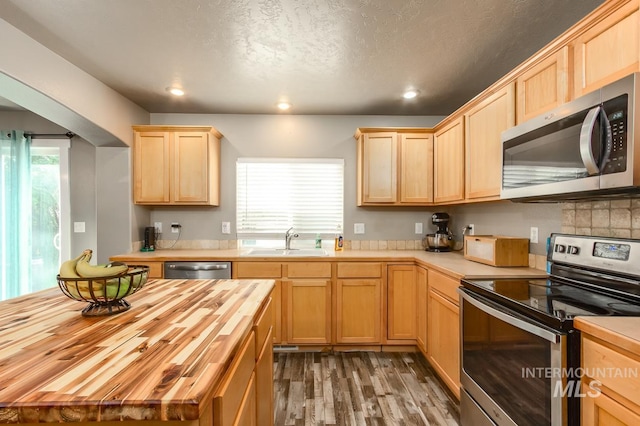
[221,222,231,234]
[415,222,423,234]
[468,224,475,235]
[154,221,162,234]
[171,222,181,234]
[354,223,365,234]
[73,222,85,233]
[530,226,539,244]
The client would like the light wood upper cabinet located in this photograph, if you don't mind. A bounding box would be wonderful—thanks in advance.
[399,133,434,203]
[357,131,397,204]
[572,0,639,97]
[464,83,515,201]
[516,46,570,124]
[355,129,433,206]
[132,125,222,205]
[434,117,465,204]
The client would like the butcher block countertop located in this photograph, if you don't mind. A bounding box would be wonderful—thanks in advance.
[0,278,274,424]
[575,317,640,354]
[110,249,547,280]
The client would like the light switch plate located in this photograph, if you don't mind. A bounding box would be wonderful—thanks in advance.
[221,222,231,234]
[354,223,365,234]
[73,222,85,233]
[530,226,539,244]
[415,223,423,234]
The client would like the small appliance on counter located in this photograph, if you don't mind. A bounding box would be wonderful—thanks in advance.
[141,226,156,252]
[423,212,454,252]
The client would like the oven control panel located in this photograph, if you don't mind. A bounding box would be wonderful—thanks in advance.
[549,233,640,276]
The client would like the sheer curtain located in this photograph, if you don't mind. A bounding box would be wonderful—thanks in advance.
[0,130,32,300]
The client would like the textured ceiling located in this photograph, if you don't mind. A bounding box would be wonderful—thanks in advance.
[0,0,605,115]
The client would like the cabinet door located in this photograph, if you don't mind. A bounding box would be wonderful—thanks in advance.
[133,131,171,203]
[400,133,434,203]
[387,265,417,341]
[464,83,515,200]
[573,0,639,97]
[255,328,273,426]
[434,117,465,203]
[427,288,460,399]
[361,132,398,203]
[416,266,428,353]
[272,281,282,344]
[581,381,640,426]
[285,279,331,344]
[516,47,570,124]
[233,373,256,426]
[173,131,211,203]
[336,279,381,343]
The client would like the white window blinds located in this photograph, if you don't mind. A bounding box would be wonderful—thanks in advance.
[236,158,344,238]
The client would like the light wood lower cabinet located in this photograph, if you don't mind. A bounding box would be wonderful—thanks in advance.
[285,279,332,344]
[416,266,428,354]
[255,328,273,426]
[124,261,163,278]
[387,265,417,341]
[335,262,383,344]
[336,279,381,343]
[581,334,640,425]
[427,269,461,399]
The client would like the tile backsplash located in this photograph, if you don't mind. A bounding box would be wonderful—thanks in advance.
[561,199,640,238]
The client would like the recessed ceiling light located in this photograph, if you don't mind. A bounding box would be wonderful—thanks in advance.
[277,102,291,111]
[403,90,419,99]
[167,87,185,96]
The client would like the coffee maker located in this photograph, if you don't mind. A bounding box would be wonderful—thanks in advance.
[424,212,453,252]
[142,226,156,252]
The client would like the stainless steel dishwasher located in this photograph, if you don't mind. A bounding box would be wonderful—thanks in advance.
[164,261,231,279]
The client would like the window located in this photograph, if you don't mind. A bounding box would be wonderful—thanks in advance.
[236,158,343,246]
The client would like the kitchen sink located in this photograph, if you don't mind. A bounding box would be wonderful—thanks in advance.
[244,248,329,257]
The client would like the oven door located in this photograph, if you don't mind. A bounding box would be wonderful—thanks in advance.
[459,288,567,426]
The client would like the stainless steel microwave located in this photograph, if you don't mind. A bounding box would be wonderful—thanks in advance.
[501,72,640,201]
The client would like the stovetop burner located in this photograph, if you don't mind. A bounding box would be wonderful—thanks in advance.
[461,277,640,330]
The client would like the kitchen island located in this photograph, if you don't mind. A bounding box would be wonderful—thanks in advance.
[0,278,274,425]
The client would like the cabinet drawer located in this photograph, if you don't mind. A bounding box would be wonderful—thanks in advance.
[235,262,282,278]
[286,262,331,278]
[583,336,640,407]
[253,298,272,359]
[337,262,382,278]
[213,331,256,426]
[428,270,460,305]
[126,261,163,278]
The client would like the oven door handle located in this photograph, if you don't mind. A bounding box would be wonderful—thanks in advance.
[459,288,561,344]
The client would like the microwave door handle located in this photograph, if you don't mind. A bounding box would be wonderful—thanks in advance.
[580,106,604,175]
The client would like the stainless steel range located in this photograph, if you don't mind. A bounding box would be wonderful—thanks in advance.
[459,233,640,426]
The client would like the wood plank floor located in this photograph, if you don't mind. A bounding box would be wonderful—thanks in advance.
[273,351,460,426]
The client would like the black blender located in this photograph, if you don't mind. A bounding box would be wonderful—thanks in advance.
[424,212,453,252]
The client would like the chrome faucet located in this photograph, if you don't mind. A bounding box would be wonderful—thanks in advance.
[285,227,299,250]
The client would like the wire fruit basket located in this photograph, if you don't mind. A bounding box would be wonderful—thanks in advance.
[57,266,150,316]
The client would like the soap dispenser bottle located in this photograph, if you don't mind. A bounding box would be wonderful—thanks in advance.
[334,225,344,251]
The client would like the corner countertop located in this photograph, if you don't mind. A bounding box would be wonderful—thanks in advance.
[110,249,548,280]
[574,317,640,355]
[0,278,274,423]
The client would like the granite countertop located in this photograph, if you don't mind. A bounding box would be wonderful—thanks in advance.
[0,279,274,423]
[574,317,640,354]
[110,249,548,280]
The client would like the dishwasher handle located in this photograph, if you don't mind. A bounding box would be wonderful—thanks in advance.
[167,263,229,271]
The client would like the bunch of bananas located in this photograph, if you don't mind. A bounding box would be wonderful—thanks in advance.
[58,249,143,299]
